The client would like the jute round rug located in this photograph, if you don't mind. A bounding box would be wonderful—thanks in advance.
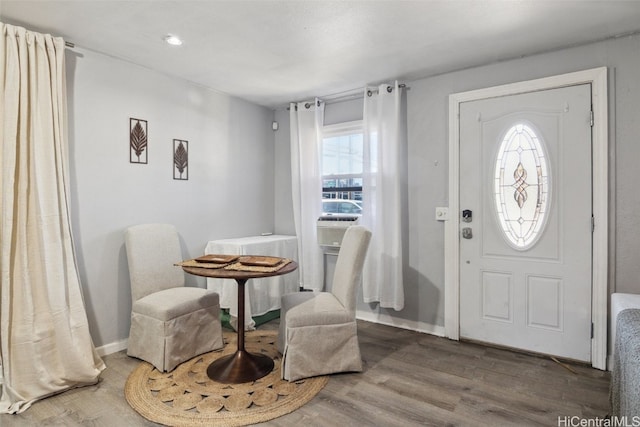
[125,330,328,426]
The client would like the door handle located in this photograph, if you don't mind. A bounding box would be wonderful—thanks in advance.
[462,228,473,239]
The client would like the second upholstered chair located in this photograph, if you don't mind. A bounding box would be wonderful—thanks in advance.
[125,223,223,372]
[278,225,372,381]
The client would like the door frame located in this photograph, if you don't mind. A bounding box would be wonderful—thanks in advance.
[445,67,608,369]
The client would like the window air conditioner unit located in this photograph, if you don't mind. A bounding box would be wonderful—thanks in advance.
[317,215,360,251]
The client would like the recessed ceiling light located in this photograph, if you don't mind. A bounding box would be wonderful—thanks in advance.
[164,34,183,46]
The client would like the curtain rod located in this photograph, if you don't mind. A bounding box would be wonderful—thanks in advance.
[4,30,75,48]
[324,83,408,104]
[286,83,408,110]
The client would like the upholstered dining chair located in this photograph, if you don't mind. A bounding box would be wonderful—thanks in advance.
[125,223,223,372]
[277,225,372,381]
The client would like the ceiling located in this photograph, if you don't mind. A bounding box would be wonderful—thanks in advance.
[2,1,640,109]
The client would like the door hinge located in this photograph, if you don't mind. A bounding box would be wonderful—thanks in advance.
[591,322,594,339]
[591,216,595,232]
[590,110,594,127]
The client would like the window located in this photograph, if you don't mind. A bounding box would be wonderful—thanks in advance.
[493,122,550,250]
[321,121,364,215]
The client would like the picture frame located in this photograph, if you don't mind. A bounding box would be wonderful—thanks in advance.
[173,139,188,180]
[130,118,148,164]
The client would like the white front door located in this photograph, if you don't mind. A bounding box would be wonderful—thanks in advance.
[458,84,592,362]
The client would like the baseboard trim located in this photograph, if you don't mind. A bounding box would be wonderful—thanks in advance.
[356,310,446,337]
[95,338,128,357]
[97,315,447,356]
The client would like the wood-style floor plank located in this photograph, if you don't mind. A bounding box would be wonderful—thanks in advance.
[0,319,610,426]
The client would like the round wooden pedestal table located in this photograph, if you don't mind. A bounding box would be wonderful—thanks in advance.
[182,257,297,384]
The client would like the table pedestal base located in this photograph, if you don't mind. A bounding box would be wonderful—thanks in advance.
[206,350,274,384]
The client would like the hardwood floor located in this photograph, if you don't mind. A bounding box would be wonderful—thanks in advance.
[0,319,610,426]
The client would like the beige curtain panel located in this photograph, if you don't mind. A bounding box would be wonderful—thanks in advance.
[0,23,105,414]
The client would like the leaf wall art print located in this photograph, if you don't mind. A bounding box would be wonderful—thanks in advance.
[130,118,148,164]
[173,139,188,180]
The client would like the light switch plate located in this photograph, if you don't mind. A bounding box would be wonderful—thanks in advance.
[435,207,449,221]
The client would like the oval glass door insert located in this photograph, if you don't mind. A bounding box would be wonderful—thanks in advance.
[493,123,550,250]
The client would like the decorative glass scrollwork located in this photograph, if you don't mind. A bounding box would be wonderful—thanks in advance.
[494,123,550,250]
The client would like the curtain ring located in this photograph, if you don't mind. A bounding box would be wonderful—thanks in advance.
[367,90,373,97]
[304,102,311,109]
[386,86,393,93]
[317,100,320,107]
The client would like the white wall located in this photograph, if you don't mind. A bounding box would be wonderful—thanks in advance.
[66,48,275,350]
[274,33,640,336]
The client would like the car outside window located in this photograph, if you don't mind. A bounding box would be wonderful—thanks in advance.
[322,199,362,216]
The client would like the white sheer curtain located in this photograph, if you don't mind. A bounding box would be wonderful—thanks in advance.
[361,82,405,310]
[0,23,105,414]
[290,99,325,291]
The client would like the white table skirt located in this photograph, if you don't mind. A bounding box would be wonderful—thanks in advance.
[205,235,298,330]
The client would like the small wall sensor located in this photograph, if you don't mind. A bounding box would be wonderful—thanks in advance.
[272,121,279,131]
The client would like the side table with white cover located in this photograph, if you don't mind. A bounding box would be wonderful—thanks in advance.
[205,235,298,330]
